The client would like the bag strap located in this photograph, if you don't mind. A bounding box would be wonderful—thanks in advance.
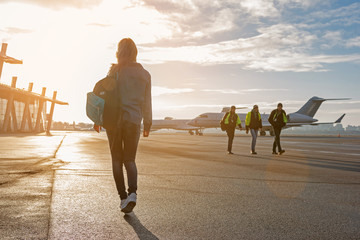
[110,70,123,151]
[115,71,123,124]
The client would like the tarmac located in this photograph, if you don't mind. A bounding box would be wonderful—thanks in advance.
[1,131,360,239]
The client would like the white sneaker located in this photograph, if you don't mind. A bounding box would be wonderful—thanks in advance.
[120,199,127,210]
[121,193,137,213]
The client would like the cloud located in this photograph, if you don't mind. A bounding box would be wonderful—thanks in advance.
[321,31,343,49]
[155,104,229,110]
[137,0,344,47]
[277,0,326,9]
[156,99,309,110]
[329,109,360,114]
[201,88,288,94]
[326,100,360,105]
[310,2,360,20]
[304,2,360,29]
[134,1,360,72]
[139,0,196,14]
[0,0,103,9]
[154,101,302,112]
[242,88,288,92]
[250,100,304,108]
[138,0,267,47]
[248,99,358,112]
[201,89,239,94]
[139,23,360,72]
[0,27,33,34]
[87,23,111,27]
[152,86,194,97]
[240,0,279,17]
[346,37,360,48]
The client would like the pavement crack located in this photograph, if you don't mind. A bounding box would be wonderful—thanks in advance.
[46,135,66,240]
[53,135,66,158]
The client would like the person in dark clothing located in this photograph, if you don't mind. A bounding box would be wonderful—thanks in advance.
[222,106,242,154]
[245,105,263,154]
[94,38,152,214]
[268,103,287,155]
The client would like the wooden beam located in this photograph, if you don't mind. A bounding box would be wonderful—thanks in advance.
[10,77,18,132]
[10,99,18,132]
[2,76,18,132]
[26,82,33,130]
[20,97,31,132]
[2,92,13,132]
[11,76,17,88]
[20,82,34,132]
[35,87,46,133]
[46,91,57,134]
[0,43,8,81]
[34,87,46,132]
[28,82,33,91]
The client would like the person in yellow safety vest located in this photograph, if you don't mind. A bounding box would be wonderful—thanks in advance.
[222,105,242,154]
[245,105,263,155]
[268,103,288,155]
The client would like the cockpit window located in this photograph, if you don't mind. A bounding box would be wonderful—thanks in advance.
[198,114,208,118]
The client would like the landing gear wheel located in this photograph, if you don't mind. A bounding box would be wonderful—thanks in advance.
[260,131,266,136]
[196,129,204,136]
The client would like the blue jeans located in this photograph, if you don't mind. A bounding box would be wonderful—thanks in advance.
[250,129,258,152]
[106,120,140,200]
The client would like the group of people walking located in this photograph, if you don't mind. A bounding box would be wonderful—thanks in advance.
[222,103,288,155]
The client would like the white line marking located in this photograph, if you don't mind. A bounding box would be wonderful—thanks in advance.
[344,153,360,156]
[318,151,335,154]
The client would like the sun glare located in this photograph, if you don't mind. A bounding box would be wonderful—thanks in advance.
[0,0,178,123]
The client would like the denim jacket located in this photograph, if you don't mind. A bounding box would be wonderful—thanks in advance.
[109,63,152,132]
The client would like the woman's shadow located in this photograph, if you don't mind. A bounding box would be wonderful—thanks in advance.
[123,212,159,240]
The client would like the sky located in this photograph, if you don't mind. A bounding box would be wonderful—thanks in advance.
[0,0,359,126]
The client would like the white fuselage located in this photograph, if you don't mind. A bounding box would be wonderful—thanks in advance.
[287,112,318,123]
[151,119,199,131]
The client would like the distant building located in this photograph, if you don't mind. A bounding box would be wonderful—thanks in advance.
[346,125,360,132]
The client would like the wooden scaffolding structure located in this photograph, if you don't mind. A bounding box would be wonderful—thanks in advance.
[0,43,68,134]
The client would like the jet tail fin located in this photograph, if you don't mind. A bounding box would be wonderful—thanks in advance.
[307,113,346,126]
[335,114,346,124]
[296,96,350,118]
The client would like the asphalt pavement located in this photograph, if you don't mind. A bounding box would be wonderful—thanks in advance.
[1,131,360,239]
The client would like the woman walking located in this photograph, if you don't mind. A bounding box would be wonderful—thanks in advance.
[95,38,152,213]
